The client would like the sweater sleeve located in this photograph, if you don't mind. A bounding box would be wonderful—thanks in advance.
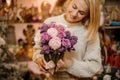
[67,33,102,78]
[32,30,43,62]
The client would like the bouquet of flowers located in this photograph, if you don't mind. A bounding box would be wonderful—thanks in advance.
[39,22,78,73]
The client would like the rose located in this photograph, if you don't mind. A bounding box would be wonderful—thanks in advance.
[65,28,73,36]
[57,25,65,32]
[41,32,51,43]
[39,23,49,33]
[57,32,66,39]
[70,36,78,45]
[62,39,71,48]
[48,22,56,28]
[43,45,51,54]
[49,37,61,50]
[47,28,58,37]
[65,31,71,39]
[53,37,61,42]
[58,47,66,53]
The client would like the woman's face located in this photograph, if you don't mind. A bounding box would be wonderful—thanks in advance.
[65,0,88,23]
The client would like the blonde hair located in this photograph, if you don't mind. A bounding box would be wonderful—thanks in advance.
[84,0,100,41]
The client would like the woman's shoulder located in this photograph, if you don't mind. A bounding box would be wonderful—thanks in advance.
[44,14,64,24]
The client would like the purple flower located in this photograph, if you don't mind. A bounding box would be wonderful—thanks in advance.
[40,23,49,33]
[57,32,66,39]
[48,22,56,28]
[58,47,65,53]
[57,25,65,32]
[71,36,78,41]
[65,31,71,39]
[70,40,77,46]
[43,45,51,54]
[62,39,71,48]
[41,32,51,41]
[70,36,78,45]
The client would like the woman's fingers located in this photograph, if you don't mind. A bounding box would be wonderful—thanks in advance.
[39,63,47,72]
[36,57,47,72]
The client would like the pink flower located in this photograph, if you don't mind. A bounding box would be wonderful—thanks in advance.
[41,32,51,41]
[62,39,71,48]
[57,32,66,39]
[49,37,61,50]
[47,28,58,37]
[48,22,56,28]
[57,25,65,32]
[53,37,61,41]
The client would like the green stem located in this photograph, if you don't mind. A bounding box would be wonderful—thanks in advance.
[44,54,50,62]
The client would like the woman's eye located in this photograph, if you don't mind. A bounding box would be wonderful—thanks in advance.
[79,11,85,15]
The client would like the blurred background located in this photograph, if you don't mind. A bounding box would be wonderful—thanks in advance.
[0,0,120,80]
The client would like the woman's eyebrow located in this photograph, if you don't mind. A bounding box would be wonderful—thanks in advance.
[74,3,87,14]
[74,3,77,8]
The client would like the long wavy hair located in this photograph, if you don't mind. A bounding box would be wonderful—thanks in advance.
[84,0,100,41]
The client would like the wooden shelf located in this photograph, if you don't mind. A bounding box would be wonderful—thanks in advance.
[105,26,120,29]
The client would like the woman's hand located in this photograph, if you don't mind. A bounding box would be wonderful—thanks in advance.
[36,57,47,72]
[35,57,55,77]
[36,57,52,77]
[36,58,55,71]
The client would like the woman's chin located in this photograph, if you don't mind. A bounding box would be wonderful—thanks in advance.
[64,15,78,23]
[67,19,79,23]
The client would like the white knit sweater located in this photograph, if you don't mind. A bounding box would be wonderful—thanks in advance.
[33,14,102,78]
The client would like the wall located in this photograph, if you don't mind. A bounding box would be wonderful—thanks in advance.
[12,23,41,44]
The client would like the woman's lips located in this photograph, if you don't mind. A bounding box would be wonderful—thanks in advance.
[70,15,76,19]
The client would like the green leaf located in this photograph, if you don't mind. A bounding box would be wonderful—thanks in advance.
[44,54,50,62]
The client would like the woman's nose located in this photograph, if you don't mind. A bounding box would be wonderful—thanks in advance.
[71,10,78,19]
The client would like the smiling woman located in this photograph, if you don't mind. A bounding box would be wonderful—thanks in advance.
[65,0,88,23]
[33,0,102,80]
